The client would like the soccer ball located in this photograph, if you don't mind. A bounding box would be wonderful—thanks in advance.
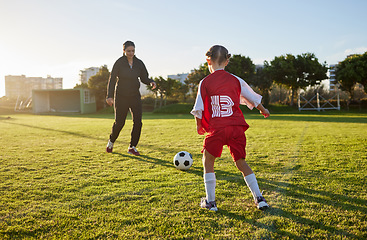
[173,151,193,170]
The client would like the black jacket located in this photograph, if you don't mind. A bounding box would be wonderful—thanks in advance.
[107,55,153,98]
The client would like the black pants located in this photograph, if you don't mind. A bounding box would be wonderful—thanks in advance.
[109,94,142,147]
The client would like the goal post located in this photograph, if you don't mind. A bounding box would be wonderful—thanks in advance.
[298,91,340,111]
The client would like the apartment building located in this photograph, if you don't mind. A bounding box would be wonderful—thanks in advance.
[5,75,63,99]
[329,64,337,91]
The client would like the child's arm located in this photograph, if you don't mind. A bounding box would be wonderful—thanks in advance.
[256,104,270,118]
[195,117,206,135]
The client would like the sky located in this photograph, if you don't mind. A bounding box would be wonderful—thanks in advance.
[1,0,367,97]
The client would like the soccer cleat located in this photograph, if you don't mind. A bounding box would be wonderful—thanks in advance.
[128,146,140,156]
[106,140,114,153]
[255,196,269,210]
[200,197,218,211]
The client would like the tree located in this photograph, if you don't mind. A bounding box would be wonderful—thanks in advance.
[147,76,164,108]
[336,55,359,100]
[360,52,367,92]
[226,54,275,104]
[164,78,179,101]
[186,63,209,97]
[171,80,189,102]
[147,76,189,105]
[88,65,110,110]
[73,83,89,89]
[226,54,255,81]
[146,76,179,108]
[251,65,273,106]
[296,53,328,87]
[337,52,367,100]
[186,55,256,98]
[268,53,328,106]
[267,54,297,105]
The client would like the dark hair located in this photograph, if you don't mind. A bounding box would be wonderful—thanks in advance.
[206,45,231,65]
[123,40,135,51]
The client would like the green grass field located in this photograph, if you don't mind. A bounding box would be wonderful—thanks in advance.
[0,111,366,239]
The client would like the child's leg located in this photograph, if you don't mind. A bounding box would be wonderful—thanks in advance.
[235,158,262,200]
[234,158,253,176]
[203,149,216,202]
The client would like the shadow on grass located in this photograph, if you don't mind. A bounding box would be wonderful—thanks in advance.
[262,114,367,124]
[259,178,367,214]
[215,177,364,239]
[2,121,105,141]
[265,207,359,239]
[217,208,299,239]
[255,178,366,239]
[111,152,241,180]
[58,112,194,120]
[32,111,367,124]
[0,116,14,120]
[110,150,362,238]
[2,118,239,178]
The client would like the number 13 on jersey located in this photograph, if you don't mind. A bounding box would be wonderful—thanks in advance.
[211,95,234,118]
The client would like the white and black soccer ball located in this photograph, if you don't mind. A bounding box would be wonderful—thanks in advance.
[173,151,193,170]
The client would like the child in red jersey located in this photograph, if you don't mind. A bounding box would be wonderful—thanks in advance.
[191,45,270,211]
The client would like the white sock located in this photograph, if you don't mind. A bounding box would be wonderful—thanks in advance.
[204,173,216,202]
[244,173,262,200]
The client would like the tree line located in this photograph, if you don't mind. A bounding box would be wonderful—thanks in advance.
[336,52,367,100]
[81,52,367,110]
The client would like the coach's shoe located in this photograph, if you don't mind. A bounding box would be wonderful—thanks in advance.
[106,140,114,153]
[200,197,218,211]
[255,196,269,210]
[128,146,140,156]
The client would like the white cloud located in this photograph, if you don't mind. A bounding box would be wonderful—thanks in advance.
[344,47,367,55]
[325,46,367,65]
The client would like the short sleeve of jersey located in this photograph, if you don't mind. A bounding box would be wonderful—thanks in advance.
[190,80,204,119]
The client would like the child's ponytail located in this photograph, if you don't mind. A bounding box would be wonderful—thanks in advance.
[206,45,231,65]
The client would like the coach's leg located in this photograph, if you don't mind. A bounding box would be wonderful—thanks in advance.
[203,149,216,202]
[110,96,129,143]
[129,95,143,147]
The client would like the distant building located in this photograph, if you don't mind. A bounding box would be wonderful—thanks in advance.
[329,64,337,91]
[168,73,189,83]
[80,66,102,84]
[5,75,62,99]
[255,64,264,70]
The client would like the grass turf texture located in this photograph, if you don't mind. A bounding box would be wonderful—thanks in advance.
[0,112,366,239]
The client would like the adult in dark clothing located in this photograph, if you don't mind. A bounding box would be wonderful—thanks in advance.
[106,41,156,155]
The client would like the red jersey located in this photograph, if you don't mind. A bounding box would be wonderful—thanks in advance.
[191,69,262,132]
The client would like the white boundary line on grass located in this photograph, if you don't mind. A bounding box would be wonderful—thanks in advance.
[271,123,309,211]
